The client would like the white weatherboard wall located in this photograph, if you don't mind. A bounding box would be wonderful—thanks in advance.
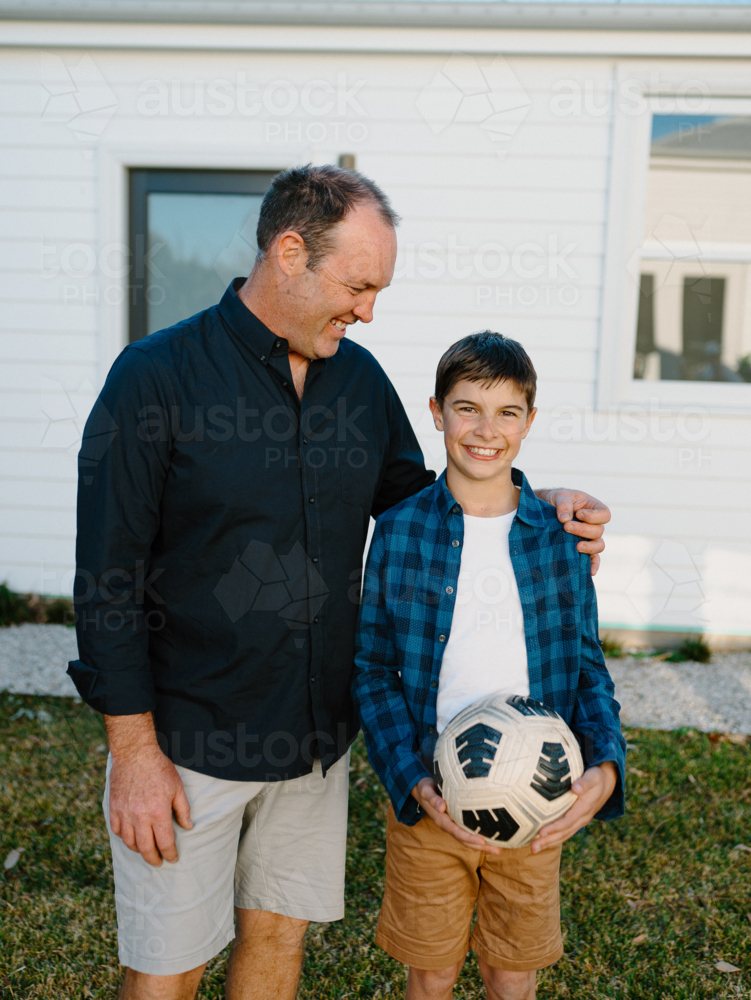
[0,26,750,643]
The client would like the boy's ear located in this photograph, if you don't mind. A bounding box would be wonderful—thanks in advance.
[522,406,538,439]
[429,396,444,432]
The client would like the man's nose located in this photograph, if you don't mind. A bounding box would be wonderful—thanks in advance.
[352,294,377,324]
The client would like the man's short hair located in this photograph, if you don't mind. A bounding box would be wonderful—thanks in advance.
[256,164,400,270]
[434,331,537,411]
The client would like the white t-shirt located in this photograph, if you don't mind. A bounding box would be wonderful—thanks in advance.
[436,510,530,734]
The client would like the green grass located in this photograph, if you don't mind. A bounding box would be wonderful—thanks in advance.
[1,692,750,999]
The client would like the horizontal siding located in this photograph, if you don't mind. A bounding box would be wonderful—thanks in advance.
[0,44,749,632]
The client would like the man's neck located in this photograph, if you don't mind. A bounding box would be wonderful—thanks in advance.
[445,465,519,518]
[238,272,283,339]
[239,273,309,402]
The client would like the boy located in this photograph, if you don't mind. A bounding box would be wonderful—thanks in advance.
[353,332,625,1000]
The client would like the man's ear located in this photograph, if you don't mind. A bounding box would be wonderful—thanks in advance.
[275,230,308,276]
[429,396,444,432]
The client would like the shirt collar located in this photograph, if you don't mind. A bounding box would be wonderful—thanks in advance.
[432,467,553,530]
[218,278,289,367]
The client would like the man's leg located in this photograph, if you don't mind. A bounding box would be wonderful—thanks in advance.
[118,963,207,1000]
[478,960,536,1000]
[226,909,309,1000]
[406,961,463,1000]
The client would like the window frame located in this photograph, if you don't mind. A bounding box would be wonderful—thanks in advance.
[128,168,276,343]
[597,66,751,414]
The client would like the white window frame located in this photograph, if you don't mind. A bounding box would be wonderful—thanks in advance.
[96,143,306,385]
[597,63,751,414]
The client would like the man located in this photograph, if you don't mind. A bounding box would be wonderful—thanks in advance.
[68,165,609,1000]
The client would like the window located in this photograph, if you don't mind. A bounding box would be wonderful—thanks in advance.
[128,170,275,342]
[633,114,751,383]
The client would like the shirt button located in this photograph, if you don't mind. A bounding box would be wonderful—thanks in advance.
[428,725,436,735]
[314,617,319,623]
[311,676,317,683]
[260,355,266,362]
[312,557,319,563]
[451,539,460,548]
[282,381,288,387]
[438,634,446,643]
[430,680,438,689]
[453,505,461,514]
[275,340,282,348]
[309,497,315,503]
[303,438,308,445]
[445,586,453,595]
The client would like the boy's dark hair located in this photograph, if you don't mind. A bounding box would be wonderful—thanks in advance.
[434,331,537,410]
[256,164,400,270]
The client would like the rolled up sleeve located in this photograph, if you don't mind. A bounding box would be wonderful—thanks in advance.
[67,346,173,716]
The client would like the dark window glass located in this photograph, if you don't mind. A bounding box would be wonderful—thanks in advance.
[633,273,655,379]
[129,170,275,342]
[682,276,726,381]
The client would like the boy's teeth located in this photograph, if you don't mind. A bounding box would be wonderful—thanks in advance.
[331,319,346,331]
[467,446,499,456]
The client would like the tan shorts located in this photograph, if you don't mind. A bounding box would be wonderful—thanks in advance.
[103,751,350,976]
[376,805,563,972]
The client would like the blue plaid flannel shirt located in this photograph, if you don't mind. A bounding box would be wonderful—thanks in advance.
[353,468,626,827]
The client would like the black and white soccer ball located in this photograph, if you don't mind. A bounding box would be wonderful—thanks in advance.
[433,694,584,849]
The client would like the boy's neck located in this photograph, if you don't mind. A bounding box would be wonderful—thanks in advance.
[445,464,520,518]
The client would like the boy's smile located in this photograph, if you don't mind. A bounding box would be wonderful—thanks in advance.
[430,377,537,516]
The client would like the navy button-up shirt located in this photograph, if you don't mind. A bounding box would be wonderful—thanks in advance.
[353,470,626,826]
[68,279,434,781]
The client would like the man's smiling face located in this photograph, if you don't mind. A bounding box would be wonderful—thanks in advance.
[430,377,537,487]
[284,203,397,360]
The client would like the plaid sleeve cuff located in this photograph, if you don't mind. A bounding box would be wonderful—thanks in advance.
[391,756,432,827]
[586,740,626,821]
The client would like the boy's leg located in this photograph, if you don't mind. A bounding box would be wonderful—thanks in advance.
[478,962,536,1000]
[406,960,464,1000]
[470,844,562,978]
[375,806,481,974]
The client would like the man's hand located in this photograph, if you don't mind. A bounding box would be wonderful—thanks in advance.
[534,488,611,576]
[105,712,193,867]
[530,762,617,854]
[411,777,502,856]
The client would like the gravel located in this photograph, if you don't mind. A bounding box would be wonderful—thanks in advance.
[607,651,751,736]
[1,625,750,735]
[0,623,79,699]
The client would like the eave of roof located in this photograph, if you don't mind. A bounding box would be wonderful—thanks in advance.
[2,0,751,32]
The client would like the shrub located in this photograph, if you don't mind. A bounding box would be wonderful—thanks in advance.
[599,634,624,658]
[0,584,75,627]
[666,636,712,663]
[44,598,75,626]
[0,583,36,627]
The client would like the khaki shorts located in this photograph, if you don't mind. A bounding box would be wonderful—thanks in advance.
[376,805,563,972]
[103,751,350,976]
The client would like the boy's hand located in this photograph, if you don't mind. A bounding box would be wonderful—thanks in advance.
[534,488,611,576]
[530,762,618,854]
[411,777,502,856]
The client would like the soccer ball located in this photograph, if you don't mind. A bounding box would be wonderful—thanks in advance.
[433,694,584,849]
